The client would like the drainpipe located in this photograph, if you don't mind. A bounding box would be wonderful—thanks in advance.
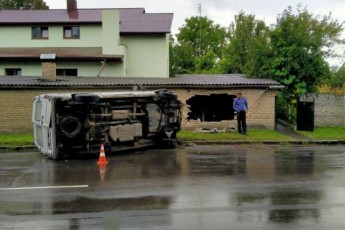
[97,59,107,77]
[119,43,127,77]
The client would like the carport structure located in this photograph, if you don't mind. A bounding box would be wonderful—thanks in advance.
[0,74,282,133]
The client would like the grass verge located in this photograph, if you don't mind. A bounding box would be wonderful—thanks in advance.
[0,134,34,147]
[177,129,292,142]
[297,127,345,140]
[0,127,343,148]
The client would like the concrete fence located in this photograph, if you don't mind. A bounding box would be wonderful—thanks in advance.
[314,94,345,127]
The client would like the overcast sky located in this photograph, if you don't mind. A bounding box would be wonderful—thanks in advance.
[45,0,345,65]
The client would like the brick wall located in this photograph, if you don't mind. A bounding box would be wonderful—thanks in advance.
[0,87,278,134]
[170,88,278,131]
[315,94,345,127]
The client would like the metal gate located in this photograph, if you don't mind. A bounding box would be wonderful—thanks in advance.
[297,95,315,131]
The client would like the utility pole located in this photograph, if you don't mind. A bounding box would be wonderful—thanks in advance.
[197,3,202,56]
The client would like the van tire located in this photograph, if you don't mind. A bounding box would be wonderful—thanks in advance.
[58,115,81,139]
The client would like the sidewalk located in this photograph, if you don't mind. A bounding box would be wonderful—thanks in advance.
[275,123,312,141]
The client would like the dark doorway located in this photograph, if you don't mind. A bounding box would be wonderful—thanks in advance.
[297,95,315,131]
[186,94,236,121]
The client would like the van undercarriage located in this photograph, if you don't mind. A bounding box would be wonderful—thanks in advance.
[32,90,182,159]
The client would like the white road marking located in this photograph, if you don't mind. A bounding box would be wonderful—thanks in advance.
[0,185,89,191]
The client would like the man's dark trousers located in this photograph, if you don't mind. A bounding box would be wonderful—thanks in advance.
[237,111,247,134]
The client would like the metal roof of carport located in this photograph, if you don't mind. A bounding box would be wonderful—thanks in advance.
[0,74,283,89]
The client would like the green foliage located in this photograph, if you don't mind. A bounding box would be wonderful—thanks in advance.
[327,65,345,90]
[220,11,271,77]
[170,16,227,75]
[269,5,343,103]
[0,0,48,9]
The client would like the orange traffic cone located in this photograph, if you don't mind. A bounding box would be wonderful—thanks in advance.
[97,144,108,165]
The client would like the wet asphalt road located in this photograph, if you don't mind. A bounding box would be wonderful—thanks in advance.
[1,145,345,230]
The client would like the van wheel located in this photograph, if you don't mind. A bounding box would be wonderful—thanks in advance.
[74,93,99,103]
[58,115,81,139]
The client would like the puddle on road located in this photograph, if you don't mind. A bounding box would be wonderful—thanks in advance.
[0,196,172,216]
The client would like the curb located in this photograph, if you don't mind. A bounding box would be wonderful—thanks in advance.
[1,141,344,152]
[180,140,345,146]
[0,145,37,152]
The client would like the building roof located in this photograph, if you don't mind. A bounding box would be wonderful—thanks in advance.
[0,8,173,33]
[0,74,283,89]
[0,47,123,62]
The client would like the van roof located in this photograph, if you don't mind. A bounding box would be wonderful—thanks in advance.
[35,90,157,100]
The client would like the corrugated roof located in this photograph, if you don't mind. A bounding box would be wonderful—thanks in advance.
[0,74,283,88]
[176,74,281,86]
[0,8,173,33]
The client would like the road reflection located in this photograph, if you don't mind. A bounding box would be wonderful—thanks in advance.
[1,145,345,229]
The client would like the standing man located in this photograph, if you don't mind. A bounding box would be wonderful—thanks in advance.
[233,92,248,135]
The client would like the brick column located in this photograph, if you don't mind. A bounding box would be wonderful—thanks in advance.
[42,62,57,81]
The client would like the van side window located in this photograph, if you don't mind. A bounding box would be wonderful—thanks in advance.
[35,101,42,122]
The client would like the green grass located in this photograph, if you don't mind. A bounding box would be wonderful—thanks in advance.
[298,127,345,140]
[0,134,34,146]
[0,127,343,148]
[177,129,292,142]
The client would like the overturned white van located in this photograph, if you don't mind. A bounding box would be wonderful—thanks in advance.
[32,89,182,159]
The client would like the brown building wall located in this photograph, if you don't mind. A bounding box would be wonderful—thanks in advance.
[0,87,278,134]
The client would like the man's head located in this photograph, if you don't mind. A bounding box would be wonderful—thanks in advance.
[236,92,242,98]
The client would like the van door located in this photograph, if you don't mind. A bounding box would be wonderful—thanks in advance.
[32,97,54,157]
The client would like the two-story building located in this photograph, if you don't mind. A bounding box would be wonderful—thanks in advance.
[0,0,172,77]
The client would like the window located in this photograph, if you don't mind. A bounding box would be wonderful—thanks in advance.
[5,68,22,76]
[63,26,80,39]
[57,69,78,76]
[34,100,42,122]
[186,94,236,121]
[36,126,43,147]
[32,26,49,39]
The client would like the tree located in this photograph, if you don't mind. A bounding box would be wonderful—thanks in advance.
[269,5,344,123]
[220,11,271,76]
[320,65,345,94]
[170,16,227,75]
[0,0,49,9]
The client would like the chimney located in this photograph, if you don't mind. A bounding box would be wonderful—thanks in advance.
[67,0,77,12]
[40,54,57,81]
[42,62,57,82]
